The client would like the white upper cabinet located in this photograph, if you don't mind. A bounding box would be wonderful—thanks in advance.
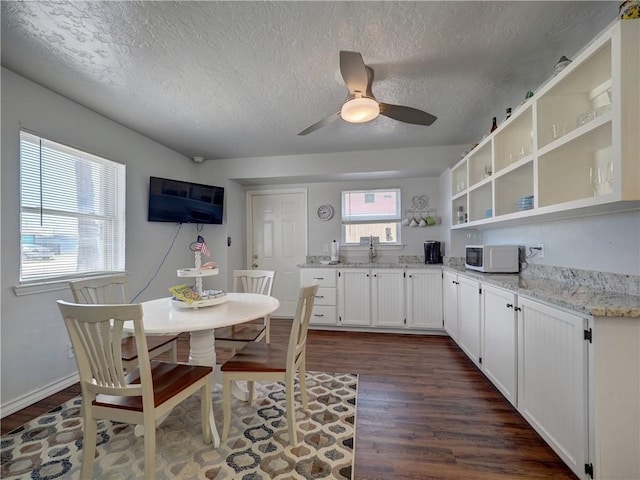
[451,20,639,228]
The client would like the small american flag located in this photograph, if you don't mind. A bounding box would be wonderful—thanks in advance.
[194,235,210,257]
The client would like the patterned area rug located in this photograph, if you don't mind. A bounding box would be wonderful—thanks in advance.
[1,371,357,479]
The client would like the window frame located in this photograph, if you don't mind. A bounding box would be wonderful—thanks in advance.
[340,188,402,245]
[18,130,126,284]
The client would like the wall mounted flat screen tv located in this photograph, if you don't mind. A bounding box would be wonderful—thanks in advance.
[148,176,224,224]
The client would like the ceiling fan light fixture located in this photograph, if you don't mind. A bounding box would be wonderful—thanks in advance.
[341,96,379,123]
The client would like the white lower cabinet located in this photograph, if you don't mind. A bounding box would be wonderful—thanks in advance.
[457,276,482,367]
[337,269,371,326]
[406,270,443,329]
[481,284,517,406]
[517,296,588,480]
[303,267,443,331]
[442,270,460,341]
[371,269,405,327]
[300,268,337,326]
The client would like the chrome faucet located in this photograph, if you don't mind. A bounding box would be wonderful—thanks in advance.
[368,235,377,263]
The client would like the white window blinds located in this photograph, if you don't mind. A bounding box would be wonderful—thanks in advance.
[341,189,402,245]
[19,131,126,282]
[341,189,401,223]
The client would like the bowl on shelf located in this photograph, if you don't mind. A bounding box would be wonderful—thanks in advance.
[518,195,534,211]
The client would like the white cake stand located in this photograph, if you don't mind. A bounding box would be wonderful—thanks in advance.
[171,251,227,309]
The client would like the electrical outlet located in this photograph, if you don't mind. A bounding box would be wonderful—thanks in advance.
[536,244,545,258]
[67,344,75,359]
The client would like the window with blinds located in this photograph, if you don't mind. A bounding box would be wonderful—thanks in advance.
[19,131,126,282]
[341,188,401,245]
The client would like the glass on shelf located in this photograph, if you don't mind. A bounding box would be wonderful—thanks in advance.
[551,123,567,140]
[589,166,604,196]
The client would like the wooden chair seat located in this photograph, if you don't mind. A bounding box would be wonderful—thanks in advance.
[215,324,266,344]
[215,270,275,353]
[221,284,318,445]
[94,361,212,411]
[221,342,289,373]
[120,335,180,364]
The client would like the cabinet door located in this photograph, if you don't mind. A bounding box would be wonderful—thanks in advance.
[458,276,481,366]
[482,284,517,406]
[517,297,588,479]
[407,270,443,329]
[371,269,405,327]
[443,271,459,341]
[337,269,371,326]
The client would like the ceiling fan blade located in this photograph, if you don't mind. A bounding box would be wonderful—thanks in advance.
[365,66,375,99]
[379,103,437,126]
[340,51,368,94]
[297,111,341,136]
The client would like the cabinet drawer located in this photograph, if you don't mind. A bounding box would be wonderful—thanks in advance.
[309,305,336,325]
[300,269,337,288]
[313,287,336,306]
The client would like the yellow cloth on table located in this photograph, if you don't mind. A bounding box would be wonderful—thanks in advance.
[169,285,201,304]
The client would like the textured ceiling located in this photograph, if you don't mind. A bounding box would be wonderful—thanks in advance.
[1,1,617,162]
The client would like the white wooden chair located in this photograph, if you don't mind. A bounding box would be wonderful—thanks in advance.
[56,300,214,480]
[221,283,318,445]
[215,270,275,354]
[69,275,179,369]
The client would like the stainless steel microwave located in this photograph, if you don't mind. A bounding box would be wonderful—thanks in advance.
[465,245,521,273]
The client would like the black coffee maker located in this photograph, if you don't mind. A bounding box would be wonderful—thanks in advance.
[424,240,442,264]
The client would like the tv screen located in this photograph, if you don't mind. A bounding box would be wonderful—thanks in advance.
[148,176,224,224]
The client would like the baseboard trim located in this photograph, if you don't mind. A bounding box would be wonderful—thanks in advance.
[1,373,79,418]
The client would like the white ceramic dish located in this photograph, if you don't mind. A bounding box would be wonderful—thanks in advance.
[170,293,228,309]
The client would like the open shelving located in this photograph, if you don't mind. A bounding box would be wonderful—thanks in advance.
[450,20,639,229]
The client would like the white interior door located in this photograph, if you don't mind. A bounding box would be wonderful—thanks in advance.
[248,189,307,318]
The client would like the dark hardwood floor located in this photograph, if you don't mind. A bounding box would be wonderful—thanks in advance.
[1,319,577,479]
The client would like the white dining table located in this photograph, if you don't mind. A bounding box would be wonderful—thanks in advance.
[124,292,280,445]
[134,293,280,369]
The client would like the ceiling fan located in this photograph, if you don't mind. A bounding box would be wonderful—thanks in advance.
[298,51,437,136]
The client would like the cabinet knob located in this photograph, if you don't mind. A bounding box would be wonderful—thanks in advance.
[252,263,259,268]
[315,295,324,298]
[506,303,513,308]
[313,314,324,317]
[514,306,522,312]
[313,277,324,280]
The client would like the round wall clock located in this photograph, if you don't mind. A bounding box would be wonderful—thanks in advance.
[317,204,335,221]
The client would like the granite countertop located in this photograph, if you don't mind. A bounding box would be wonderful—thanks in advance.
[443,266,640,318]
[301,262,442,270]
[299,262,640,318]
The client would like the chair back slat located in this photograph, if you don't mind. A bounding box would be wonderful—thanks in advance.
[233,270,275,296]
[287,284,319,370]
[69,275,130,304]
[57,301,147,396]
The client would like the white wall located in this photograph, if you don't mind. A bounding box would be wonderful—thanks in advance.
[230,176,447,263]
[0,69,210,412]
[482,211,640,275]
